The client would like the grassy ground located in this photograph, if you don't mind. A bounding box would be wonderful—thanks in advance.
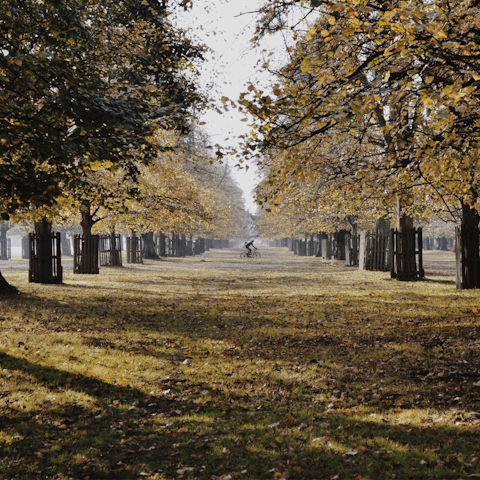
[0,247,479,480]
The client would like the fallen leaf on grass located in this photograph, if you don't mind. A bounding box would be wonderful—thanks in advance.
[177,467,194,474]
[268,422,280,428]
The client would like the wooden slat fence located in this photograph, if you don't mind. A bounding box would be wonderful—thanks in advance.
[29,232,62,283]
[74,235,99,274]
[22,236,29,259]
[390,228,424,280]
[0,238,11,260]
[126,236,143,263]
[99,233,122,267]
[194,237,206,255]
[364,230,391,271]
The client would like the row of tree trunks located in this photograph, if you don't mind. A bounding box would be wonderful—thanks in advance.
[210,239,230,248]
[423,237,453,250]
[270,238,289,248]
[288,232,348,260]
[153,234,211,257]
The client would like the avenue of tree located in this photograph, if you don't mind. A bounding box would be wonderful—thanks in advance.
[0,0,247,292]
[3,0,479,291]
[238,0,480,287]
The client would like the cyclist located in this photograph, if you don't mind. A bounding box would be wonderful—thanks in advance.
[245,240,255,257]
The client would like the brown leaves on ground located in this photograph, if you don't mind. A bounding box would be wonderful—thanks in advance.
[0,248,479,479]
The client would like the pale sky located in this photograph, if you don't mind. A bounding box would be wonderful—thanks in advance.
[176,0,293,213]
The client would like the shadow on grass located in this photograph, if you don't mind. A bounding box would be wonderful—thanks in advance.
[417,277,456,285]
[2,256,480,478]
[1,346,480,479]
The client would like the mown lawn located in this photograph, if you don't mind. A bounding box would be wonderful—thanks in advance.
[0,247,479,480]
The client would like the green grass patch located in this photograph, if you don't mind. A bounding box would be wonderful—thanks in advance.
[0,248,479,479]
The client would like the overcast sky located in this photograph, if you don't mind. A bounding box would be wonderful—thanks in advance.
[176,0,292,213]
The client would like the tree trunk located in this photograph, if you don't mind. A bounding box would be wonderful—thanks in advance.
[109,227,122,266]
[181,235,187,257]
[142,232,159,259]
[81,201,94,239]
[316,233,322,257]
[77,200,99,274]
[159,233,166,257]
[336,230,346,260]
[396,197,416,278]
[0,270,18,294]
[460,201,480,289]
[351,223,358,266]
[437,237,448,251]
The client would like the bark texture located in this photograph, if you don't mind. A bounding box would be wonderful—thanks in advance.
[142,232,159,259]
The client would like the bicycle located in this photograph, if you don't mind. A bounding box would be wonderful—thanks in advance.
[240,248,261,259]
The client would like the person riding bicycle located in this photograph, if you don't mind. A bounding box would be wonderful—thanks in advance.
[245,240,255,257]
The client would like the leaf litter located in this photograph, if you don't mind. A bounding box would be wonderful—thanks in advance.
[0,248,479,479]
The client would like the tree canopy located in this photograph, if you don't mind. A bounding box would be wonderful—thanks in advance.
[240,0,480,219]
[0,0,205,219]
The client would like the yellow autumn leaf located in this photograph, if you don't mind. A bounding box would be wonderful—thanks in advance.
[422,97,434,108]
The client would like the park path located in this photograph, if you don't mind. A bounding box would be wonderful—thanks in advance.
[0,246,456,278]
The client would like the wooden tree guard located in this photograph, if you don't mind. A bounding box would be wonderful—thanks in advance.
[29,232,63,283]
[345,233,359,266]
[295,238,307,256]
[99,233,122,267]
[174,233,181,256]
[195,237,205,255]
[22,236,29,259]
[155,233,167,257]
[126,236,143,263]
[0,238,11,260]
[390,228,424,280]
[363,230,391,271]
[180,235,187,257]
[455,226,480,289]
[74,235,99,274]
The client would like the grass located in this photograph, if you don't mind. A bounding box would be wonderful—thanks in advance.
[0,247,479,480]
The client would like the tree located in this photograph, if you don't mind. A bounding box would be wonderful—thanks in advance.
[240,0,480,286]
[49,127,247,262]
[0,0,205,290]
